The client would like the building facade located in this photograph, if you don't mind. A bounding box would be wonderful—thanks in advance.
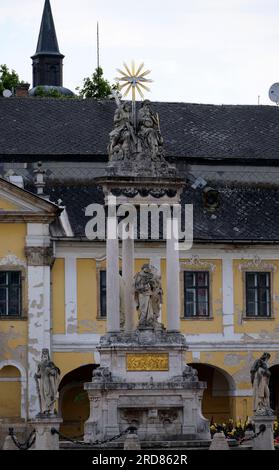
[1,0,279,442]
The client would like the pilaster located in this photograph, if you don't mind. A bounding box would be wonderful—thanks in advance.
[26,223,52,418]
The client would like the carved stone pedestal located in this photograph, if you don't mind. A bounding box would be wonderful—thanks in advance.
[124,431,141,450]
[253,414,275,450]
[209,432,229,450]
[84,330,210,444]
[30,415,62,450]
[2,435,19,450]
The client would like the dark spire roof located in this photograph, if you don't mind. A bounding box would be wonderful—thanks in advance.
[33,0,64,58]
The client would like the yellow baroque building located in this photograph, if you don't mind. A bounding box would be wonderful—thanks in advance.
[0,172,279,440]
[1,0,279,443]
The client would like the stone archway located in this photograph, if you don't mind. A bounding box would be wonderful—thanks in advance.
[59,364,98,438]
[269,364,279,416]
[189,363,235,423]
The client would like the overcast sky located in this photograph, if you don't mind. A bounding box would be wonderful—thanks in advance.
[1,0,279,105]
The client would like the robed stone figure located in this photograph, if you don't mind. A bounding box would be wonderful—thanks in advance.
[250,352,273,415]
[34,348,60,415]
[134,264,163,328]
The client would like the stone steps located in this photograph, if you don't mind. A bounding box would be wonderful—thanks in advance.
[60,439,212,450]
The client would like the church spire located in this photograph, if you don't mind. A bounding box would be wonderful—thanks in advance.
[31,0,64,88]
[35,0,63,57]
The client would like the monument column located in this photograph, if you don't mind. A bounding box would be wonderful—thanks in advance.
[166,217,180,331]
[106,209,120,332]
[84,94,210,446]
[122,225,135,332]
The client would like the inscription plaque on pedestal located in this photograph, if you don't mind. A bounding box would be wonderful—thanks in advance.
[126,353,169,371]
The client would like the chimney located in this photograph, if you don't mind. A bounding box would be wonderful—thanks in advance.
[15,83,30,97]
[34,162,46,197]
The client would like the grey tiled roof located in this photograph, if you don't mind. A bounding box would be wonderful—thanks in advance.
[182,184,279,241]
[1,99,279,161]
[45,181,279,242]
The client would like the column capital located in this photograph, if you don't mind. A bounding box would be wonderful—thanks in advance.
[25,246,54,266]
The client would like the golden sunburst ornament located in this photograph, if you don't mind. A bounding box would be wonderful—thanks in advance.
[115,61,153,101]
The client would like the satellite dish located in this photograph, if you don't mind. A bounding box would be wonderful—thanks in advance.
[269,83,279,104]
[3,89,12,98]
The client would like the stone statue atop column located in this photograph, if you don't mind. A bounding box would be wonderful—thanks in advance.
[250,352,273,415]
[34,348,60,415]
[107,99,175,177]
[134,264,163,328]
[137,99,164,160]
[108,101,136,161]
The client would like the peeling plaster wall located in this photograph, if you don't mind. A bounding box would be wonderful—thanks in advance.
[3,229,279,422]
[185,349,279,419]
[52,258,65,334]
[49,248,279,421]
[0,322,27,364]
[0,223,28,420]
[53,352,95,379]
[0,224,26,259]
[27,265,51,418]
[77,259,99,334]
[65,256,77,335]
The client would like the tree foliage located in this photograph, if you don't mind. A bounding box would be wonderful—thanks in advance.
[77,67,117,99]
[34,86,77,99]
[34,86,63,98]
[0,64,23,95]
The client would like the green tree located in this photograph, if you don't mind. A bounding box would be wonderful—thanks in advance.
[34,86,72,99]
[77,67,117,99]
[0,64,23,95]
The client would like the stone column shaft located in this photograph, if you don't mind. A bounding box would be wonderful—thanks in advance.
[106,215,120,332]
[166,217,180,331]
[122,233,135,332]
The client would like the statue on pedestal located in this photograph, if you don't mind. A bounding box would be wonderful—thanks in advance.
[108,101,136,160]
[34,348,60,415]
[137,100,164,160]
[107,97,174,177]
[134,264,163,328]
[250,352,273,415]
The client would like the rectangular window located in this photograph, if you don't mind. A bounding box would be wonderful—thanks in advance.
[0,271,21,317]
[246,272,271,317]
[100,270,107,318]
[184,271,209,317]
